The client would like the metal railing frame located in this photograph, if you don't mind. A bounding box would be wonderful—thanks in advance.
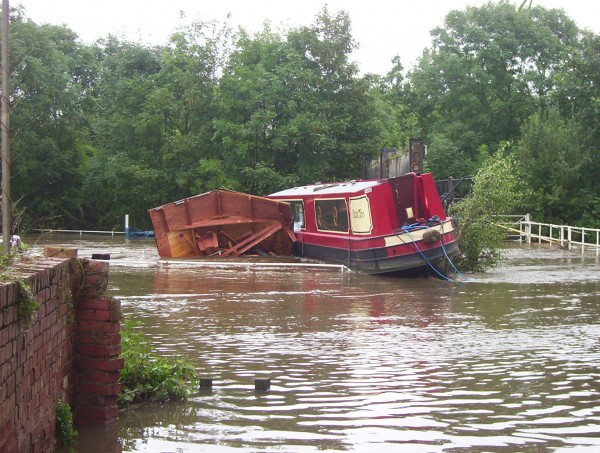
[516,214,600,255]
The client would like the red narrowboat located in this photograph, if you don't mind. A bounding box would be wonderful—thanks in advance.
[268,172,459,275]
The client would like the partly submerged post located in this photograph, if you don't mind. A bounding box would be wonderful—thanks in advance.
[255,378,270,392]
[199,378,213,390]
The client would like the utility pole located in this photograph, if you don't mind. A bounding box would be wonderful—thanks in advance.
[1,0,10,255]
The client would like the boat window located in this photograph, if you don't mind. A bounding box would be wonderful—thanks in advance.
[292,201,305,230]
[315,199,348,232]
[349,195,373,234]
[284,200,305,230]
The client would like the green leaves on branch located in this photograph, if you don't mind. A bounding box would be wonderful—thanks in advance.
[56,400,77,447]
[516,108,590,225]
[119,319,198,408]
[450,147,526,272]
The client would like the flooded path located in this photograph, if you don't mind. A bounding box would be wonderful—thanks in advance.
[31,235,600,452]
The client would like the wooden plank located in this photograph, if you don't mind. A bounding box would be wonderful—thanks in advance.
[221,222,283,256]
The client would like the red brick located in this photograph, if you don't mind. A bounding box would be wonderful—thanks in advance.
[79,356,124,372]
[78,343,121,357]
[0,342,10,363]
[84,273,108,287]
[75,308,96,320]
[93,310,111,322]
[78,382,121,397]
[77,299,111,311]
[78,320,120,334]
[78,333,121,347]
[84,260,109,274]
[4,306,15,325]
[81,370,120,384]
[43,246,77,258]
[0,435,17,453]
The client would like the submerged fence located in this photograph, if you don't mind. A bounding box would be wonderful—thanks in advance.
[497,214,600,255]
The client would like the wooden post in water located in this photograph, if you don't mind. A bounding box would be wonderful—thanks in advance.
[255,378,270,392]
[199,378,213,390]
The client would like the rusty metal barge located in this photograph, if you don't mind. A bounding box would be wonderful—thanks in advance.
[149,189,296,259]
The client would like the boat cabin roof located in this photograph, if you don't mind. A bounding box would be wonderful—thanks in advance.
[269,180,380,198]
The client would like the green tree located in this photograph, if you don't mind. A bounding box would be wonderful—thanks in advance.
[367,57,422,151]
[9,8,92,229]
[82,37,165,229]
[552,31,600,226]
[516,108,589,224]
[214,7,383,194]
[450,147,526,271]
[408,1,579,177]
[84,20,229,229]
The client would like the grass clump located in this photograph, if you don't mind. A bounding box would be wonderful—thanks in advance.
[14,277,38,324]
[119,318,198,407]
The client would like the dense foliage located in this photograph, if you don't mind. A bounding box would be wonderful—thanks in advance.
[450,147,526,271]
[2,2,598,234]
[55,400,77,447]
[119,319,198,407]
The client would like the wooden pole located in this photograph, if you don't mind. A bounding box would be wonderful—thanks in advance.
[1,0,10,255]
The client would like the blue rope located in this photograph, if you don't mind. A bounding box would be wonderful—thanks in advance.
[404,230,451,281]
[438,223,468,280]
[402,218,467,281]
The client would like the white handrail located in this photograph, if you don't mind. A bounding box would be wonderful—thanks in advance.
[35,228,123,236]
[518,219,600,255]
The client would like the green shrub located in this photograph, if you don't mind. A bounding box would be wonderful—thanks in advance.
[119,319,198,407]
[56,400,77,447]
[450,147,527,272]
[15,277,38,324]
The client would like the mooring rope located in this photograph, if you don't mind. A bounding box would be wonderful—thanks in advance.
[401,219,466,281]
[402,227,452,281]
[438,220,467,280]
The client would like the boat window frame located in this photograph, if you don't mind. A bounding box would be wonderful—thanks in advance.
[349,195,373,235]
[281,199,305,230]
[314,198,349,233]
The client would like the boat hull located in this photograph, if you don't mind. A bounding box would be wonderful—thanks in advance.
[297,239,459,274]
[297,241,459,274]
[289,216,459,275]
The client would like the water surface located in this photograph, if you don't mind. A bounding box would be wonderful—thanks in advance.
[33,235,600,452]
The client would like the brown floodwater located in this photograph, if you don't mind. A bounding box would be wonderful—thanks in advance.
[29,234,600,452]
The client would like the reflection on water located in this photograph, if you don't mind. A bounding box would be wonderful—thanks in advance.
[31,236,600,452]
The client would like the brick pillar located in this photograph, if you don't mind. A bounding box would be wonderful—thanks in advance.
[74,260,123,426]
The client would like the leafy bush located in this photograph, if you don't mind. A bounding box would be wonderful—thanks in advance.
[450,147,527,272]
[0,250,39,325]
[56,400,77,447]
[119,319,198,407]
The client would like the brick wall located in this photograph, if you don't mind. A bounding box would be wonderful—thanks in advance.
[0,255,122,452]
[74,260,122,426]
